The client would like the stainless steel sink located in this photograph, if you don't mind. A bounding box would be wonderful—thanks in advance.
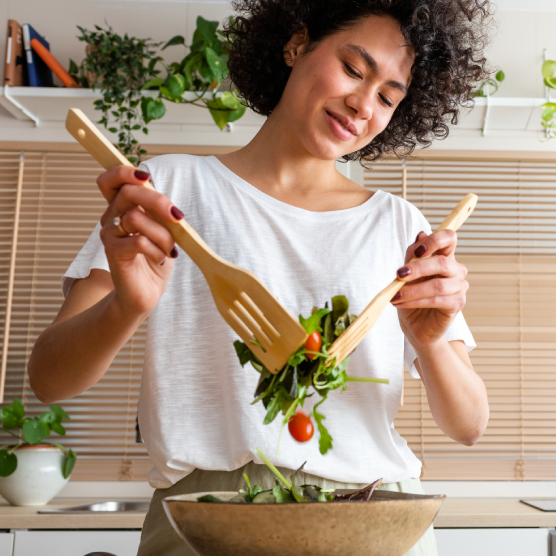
[38,500,150,514]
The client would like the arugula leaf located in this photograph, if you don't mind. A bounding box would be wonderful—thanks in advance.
[331,295,349,325]
[234,340,253,367]
[197,495,224,503]
[299,308,330,335]
[313,399,333,455]
[263,386,293,425]
[272,483,295,503]
[290,463,309,502]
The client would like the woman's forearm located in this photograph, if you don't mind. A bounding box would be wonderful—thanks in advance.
[28,291,146,403]
[414,339,488,445]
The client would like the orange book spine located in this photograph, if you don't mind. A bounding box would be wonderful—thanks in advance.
[30,38,79,88]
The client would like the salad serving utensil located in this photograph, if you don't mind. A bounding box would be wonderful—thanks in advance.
[328,193,478,365]
[65,108,307,373]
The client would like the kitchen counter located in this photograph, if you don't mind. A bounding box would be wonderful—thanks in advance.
[1,498,556,530]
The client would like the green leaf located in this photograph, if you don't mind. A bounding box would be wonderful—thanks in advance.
[331,295,349,325]
[197,494,224,503]
[227,104,246,123]
[50,405,70,421]
[206,98,231,130]
[1,406,18,430]
[543,60,556,79]
[272,483,295,503]
[234,341,253,367]
[290,463,309,502]
[22,419,47,445]
[68,59,79,75]
[542,106,555,122]
[495,70,505,83]
[62,450,76,479]
[263,387,293,425]
[141,77,164,90]
[299,308,331,335]
[142,97,166,123]
[252,490,276,503]
[205,46,226,83]
[162,35,185,50]
[0,450,17,477]
[196,16,219,45]
[545,77,556,89]
[313,399,333,455]
[50,422,66,436]
[12,398,25,420]
[166,74,186,98]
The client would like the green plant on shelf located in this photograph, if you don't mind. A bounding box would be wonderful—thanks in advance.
[69,23,162,164]
[0,398,76,479]
[141,16,245,131]
[540,60,556,139]
[68,17,246,164]
[473,69,505,98]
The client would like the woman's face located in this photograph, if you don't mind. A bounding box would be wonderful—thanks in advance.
[278,15,415,161]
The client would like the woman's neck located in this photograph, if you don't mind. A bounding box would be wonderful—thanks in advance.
[216,110,372,212]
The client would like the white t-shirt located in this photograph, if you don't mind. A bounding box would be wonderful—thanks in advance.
[63,154,475,488]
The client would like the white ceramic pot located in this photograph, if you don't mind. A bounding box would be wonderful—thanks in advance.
[0,445,70,506]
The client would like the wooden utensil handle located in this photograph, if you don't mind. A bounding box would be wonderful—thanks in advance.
[65,108,222,269]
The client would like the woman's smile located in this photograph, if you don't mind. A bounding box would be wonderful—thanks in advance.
[325,110,358,141]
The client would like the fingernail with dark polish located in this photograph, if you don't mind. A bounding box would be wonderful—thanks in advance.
[397,266,411,278]
[415,231,423,243]
[170,206,184,220]
[170,246,178,259]
[134,169,150,181]
[392,292,402,302]
[414,245,426,258]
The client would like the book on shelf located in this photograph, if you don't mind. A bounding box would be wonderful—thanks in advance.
[22,23,53,87]
[4,19,27,86]
[30,38,79,88]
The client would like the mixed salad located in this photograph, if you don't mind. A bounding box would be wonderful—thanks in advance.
[198,447,383,504]
[234,296,388,455]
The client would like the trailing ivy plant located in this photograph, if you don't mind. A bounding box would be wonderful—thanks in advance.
[141,16,245,131]
[0,398,76,479]
[473,69,505,98]
[540,60,556,139]
[69,23,162,164]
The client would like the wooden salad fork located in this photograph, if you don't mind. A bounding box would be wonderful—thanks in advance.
[65,108,307,373]
[328,193,478,366]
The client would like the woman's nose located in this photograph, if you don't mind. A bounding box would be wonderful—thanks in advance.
[345,91,374,121]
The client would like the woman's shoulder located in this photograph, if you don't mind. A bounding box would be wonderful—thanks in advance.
[374,190,432,237]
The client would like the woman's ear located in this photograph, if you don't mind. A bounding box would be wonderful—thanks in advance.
[283,27,309,68]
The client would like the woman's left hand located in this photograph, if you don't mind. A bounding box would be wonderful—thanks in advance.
[392,230,469,348]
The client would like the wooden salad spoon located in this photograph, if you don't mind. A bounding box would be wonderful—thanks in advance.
[328,193,478,365]
[65,108,307,373]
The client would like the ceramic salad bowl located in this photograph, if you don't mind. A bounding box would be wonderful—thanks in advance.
[163,488,445,556]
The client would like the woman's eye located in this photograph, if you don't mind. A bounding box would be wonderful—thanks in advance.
[379,94,393,108]
[343,63,361,79]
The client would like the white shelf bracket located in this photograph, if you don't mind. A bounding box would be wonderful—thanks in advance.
[482,88,490,137]
[3,85,40,127]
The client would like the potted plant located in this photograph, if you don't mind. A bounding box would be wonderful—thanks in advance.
[69,17,245,164]
[0,398,76,506]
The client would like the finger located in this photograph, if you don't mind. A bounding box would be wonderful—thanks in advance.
[101,184,184,228]
[404,231,426,264]
[119,209,177,257]
[412,229,458,260]
[97,166,152,203]
[396,255,464,283]
[391,277,469,305]
[108,233,170,268]
[391,291,467,312]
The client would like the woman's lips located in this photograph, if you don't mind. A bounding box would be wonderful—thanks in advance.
[325,111,356,141]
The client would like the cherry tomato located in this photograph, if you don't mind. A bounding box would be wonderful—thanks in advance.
[304,331,322,360]
[288,411,314,443]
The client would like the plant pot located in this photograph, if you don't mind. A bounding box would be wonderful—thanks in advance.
[0,445,70,506]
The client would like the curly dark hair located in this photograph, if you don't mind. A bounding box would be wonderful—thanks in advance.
[225,0,492,163]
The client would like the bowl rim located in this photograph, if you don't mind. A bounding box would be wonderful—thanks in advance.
[163,489,447,506]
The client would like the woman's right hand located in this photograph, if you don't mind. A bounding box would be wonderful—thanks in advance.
[97,166,184,318]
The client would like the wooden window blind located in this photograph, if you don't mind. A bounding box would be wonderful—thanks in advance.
[0,150,150,481]
[367,156,556,480]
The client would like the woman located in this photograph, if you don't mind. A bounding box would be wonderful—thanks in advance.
[29,1,491,554]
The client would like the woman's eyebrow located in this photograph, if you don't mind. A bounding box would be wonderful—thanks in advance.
[344,44,408,96]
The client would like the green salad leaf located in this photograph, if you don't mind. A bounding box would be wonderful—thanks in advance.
[234,296,389,454]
